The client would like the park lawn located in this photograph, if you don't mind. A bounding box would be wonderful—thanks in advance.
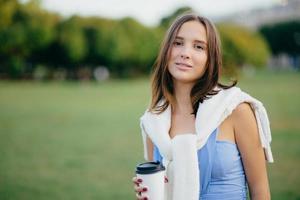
[0,70,299,199]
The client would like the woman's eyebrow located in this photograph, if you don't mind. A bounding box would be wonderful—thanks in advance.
[195,40,207,45]
[175,36,184,40]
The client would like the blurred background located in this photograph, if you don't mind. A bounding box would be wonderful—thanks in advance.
[0,0,299,199]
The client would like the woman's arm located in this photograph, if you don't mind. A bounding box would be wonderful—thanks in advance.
[232,103,271,200]
[145,135,154,161]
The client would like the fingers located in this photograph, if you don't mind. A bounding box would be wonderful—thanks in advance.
[164,176,169,183]
[132,177,143,185]
[133,177,148,199]
[134,185,148,193]
[135,192,148,200]
[134,184,148,200]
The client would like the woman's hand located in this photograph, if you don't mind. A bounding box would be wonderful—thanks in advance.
[132,176,168,200]
[132,177,148,200]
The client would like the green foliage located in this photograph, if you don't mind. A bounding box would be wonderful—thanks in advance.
[73,16,162,77]
[218,24,270,74]
[82,18,117,66]
[7,56,25,78]
[56,16,87,66]
[0,0,18,28]
[0,0,58,77]
[0,4,273,79]
[109,17,162,77]
[260,20,300,56]
[18,1,57,51]
[160,6,193,29]
[0,23,28,56]
[0,2,177,78]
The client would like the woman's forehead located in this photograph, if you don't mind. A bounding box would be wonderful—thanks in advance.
[176,21,207,42]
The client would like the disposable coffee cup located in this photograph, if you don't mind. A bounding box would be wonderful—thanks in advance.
[136,161,165,200]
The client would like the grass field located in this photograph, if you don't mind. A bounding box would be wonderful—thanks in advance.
[0,70,299,199]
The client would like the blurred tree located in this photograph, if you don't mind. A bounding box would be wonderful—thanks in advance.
[160,6,193,29]
[0,0,58,78]
[0,0,18,28]
[0,3,273,79]
[55,16,87,66]
[0,2,157,78]
[260,20,300,56]
[72,16,162,77]
[218,23,270,75]
[109,17,162,77]
[0,0,21,77]
[81,17,117,69]
[24,2,60,72]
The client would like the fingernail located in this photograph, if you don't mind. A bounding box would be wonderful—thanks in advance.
[137,178,142,183]
[142,187,147,192]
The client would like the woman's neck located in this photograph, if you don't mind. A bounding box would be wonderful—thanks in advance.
[173,81,194,115]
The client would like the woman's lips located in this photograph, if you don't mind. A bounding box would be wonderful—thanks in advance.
[175,62,192,70]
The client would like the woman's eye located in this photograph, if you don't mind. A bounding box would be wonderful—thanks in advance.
[173,41,183,46]
[195,44,204,50]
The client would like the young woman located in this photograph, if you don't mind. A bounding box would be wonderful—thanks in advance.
[132,13,273,200]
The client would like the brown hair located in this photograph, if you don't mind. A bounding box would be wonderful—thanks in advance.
[149,12,236,115]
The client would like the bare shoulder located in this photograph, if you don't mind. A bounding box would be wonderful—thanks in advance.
[233,102,254,116]
[232,102,261,146]
[232,102,256,126]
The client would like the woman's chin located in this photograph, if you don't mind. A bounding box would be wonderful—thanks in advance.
[172,75,196,84]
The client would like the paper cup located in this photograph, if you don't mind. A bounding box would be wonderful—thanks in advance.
[136,161,165,200]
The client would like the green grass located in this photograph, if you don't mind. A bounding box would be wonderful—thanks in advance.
[0,71,299,199]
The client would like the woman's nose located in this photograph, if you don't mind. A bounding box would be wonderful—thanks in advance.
[181,54,190,59]
[180,46,191,59]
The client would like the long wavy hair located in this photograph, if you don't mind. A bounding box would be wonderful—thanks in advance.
[149,13,236,115]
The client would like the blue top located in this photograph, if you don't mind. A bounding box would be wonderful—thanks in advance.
[153,129,248,200]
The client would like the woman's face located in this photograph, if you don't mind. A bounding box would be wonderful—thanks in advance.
[167,20,208,85]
